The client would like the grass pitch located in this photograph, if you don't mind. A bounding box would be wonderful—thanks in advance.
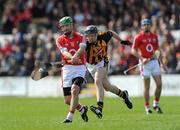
[0,96,180,130]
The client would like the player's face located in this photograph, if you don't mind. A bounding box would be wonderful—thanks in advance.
[60,24,73,35]
[85,34,97,44]
[141,24,151,33]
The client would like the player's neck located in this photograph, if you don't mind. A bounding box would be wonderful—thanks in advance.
[69,33,74,38]
[65,32,74,38]
[144,31,150,35]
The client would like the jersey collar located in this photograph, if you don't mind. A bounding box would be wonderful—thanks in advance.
[140,31,152,36]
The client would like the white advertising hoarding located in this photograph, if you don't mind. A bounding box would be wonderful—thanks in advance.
[27,77,63,97]
[0,77,27,96]
[107,75,180,97]
[0,75,179,97]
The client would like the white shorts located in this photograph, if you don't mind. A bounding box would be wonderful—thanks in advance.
[86,60,105,79]
[140,59,161,79]
[62,64,86,88]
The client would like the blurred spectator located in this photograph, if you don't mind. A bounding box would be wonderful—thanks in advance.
[0,0,179,76]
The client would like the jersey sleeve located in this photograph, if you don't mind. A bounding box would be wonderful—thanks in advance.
[56,37,67,53]
[132,35,140,49]
[105,31,113,42]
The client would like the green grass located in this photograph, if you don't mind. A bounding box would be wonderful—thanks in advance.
[0,96,180,130]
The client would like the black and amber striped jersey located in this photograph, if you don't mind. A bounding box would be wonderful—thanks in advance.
[86,31,113,64]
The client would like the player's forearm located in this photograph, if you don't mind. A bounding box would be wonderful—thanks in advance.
[73,43,86,58]
[62,51,73,60]
[73,47,84,58]
[131,50,150,64]
[131,49,141,59]
[110,30,132,45]
[60,47,73,60]
[157,49,167,71]
[158,49,164,65]
[109,30,122,42]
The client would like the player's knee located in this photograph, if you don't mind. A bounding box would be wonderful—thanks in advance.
[104,87,110,91]
[103,85,110,91]
[157,82,162,88]
[71,85,80,96]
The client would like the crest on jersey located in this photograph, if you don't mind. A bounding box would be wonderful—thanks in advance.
[146,43,153,52]
[69,49,76,54]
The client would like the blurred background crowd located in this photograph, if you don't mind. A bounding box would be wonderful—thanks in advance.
[0,0,179,76]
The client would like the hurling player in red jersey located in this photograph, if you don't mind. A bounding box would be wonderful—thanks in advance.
[56,16,88,123]
[131,18,166,114]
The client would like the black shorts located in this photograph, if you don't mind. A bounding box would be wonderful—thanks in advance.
[63,77,85,96]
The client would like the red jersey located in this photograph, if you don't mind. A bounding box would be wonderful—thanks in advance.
[56,32,86,64]
[132,31,159,58]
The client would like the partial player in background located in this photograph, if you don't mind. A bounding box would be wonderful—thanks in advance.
[84,25,133,119]
[131,18,166,114]
[56,16,88,123]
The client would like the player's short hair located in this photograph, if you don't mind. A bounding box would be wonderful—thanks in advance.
[141,18,151,26]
